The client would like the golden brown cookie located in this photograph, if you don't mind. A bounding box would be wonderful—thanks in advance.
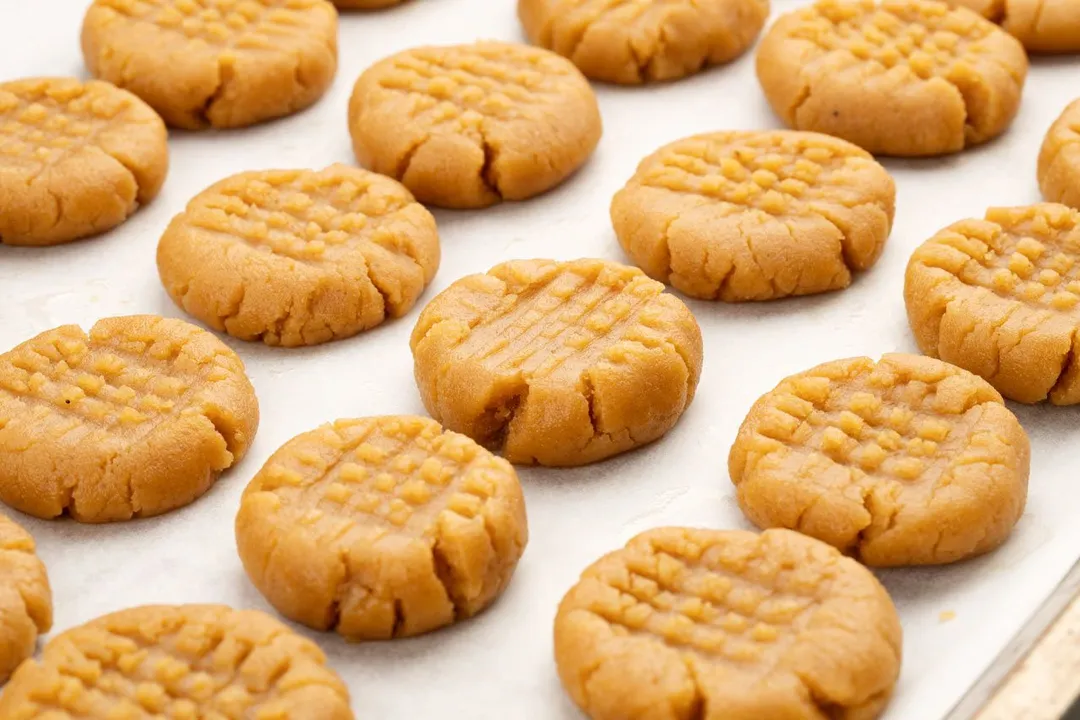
[348,41,602,209]
[81,0,339,130]
[0,604,353,719]
[517,0,770,84]
[0,315,259,523]
[236,416,527,640]
[0,513,51,685]
[756,0,1028,156]
[612,130,895,301]
[0,77,168,247]
[1038,99,1080,210]
[411,259,703,467]
[949,0,1080,52]
[729,354,1030,566]
[157,165,440,348]
[555,527,902,720]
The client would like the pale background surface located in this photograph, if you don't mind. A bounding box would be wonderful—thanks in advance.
[1,1,1079,718]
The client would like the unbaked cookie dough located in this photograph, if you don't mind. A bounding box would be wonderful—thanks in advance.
[411,259,703,466]
[236,415,527,640]
[612,130,895,301]
[0,513,51,685]
[0,77,168,247]
[0,315,259,522]
[730,354,1029,566]
[949,0,1080,52]
[1038,99,1080,210]
[0,604,353,719]
[81,0,339,129]
[555,527,902,720]
[348,41,602,208]
[757,0,1028,156]
[517,0,770,84]
[157,165,440,347]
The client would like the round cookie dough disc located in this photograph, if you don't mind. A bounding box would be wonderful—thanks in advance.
[81,0,339,129]
[1038,99,1080,209]
[0,605,353,719]
[949,0,1080,52]
[0,513,52,684]
[0,315,259,523]
[411,259,703,466]
[729,354,1030,566]
[236,416,528,640]
[348,41,602,209]
[157,165,440,347]
[517,0,770,84]
[555,527,903,720]
[0,77,168,247]
[756,0,1028,156]
[612,130,895,301]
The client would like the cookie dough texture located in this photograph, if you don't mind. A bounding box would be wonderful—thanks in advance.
[236,416,528,640]
[949,0,1080,52]
[0,77,168,247]
[157,165,440,347]
[517,0,770,84]
[1038,100,1080,210]
[0,315,259,523]
[0,604,353,719]
[348,41,602,209]
[81,0,339,129]
[730,354,1029,566]
[411,259,703,466]
[555,527,902,720]
[757,0,1028,156]
[0,514,52,685]
[612,130,895,301]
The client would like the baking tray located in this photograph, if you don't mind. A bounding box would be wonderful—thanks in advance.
[2,1,1079,718]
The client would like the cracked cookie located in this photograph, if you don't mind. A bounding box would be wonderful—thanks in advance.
[0,604,353,719]
[0,513,52,685]
[411,259,703,466]
[517,0,770,84]
[81,0,339,130]
[729,354,1029,566]
[906,204,1080,404]
[1038,100,1080,209]
[612,130,895,301]
[157,165,440,347]
[555,527,902,720]
[756,0,1028,156]
[0,77,168,247]
[949,0,1080,52]
[0,315,259,522]
[236,415,527,640]
[348,41,602,209]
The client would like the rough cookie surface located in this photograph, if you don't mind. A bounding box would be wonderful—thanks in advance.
[0,315,259,522]
[1038,100,1080,210]
[555,527,902,720]
[348,41,602,209]
[81,0,339,129]
[756,0,1028,156]
[517,0,769,84]
[236,416,528,641]
[0,605,352,719]
[0,77,168,247]
[157,165,440,348]
[729,354,1029,566]
[612,130,895,301]
[411,259,703,466]
[949,0,1080,52]
[0,513,52,685]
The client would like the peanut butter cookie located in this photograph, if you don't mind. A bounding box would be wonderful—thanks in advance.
[757,0,1028,156]
[949,0,1080,52]
[0,315,259,523]
[0,77,168,247]
[157,165,440,347]
[81,0,339,129]
[555,527,902,720]
[1038,100,1080,210]
[0,604,352,719]
[730,354,1029,566]
[612,130,895,301]
[906,204,1080,403]
[0,513,51,685]
[517,0,770,84]
[411,259,703,466]
[348,41,602,209]
[236,416,527,640]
